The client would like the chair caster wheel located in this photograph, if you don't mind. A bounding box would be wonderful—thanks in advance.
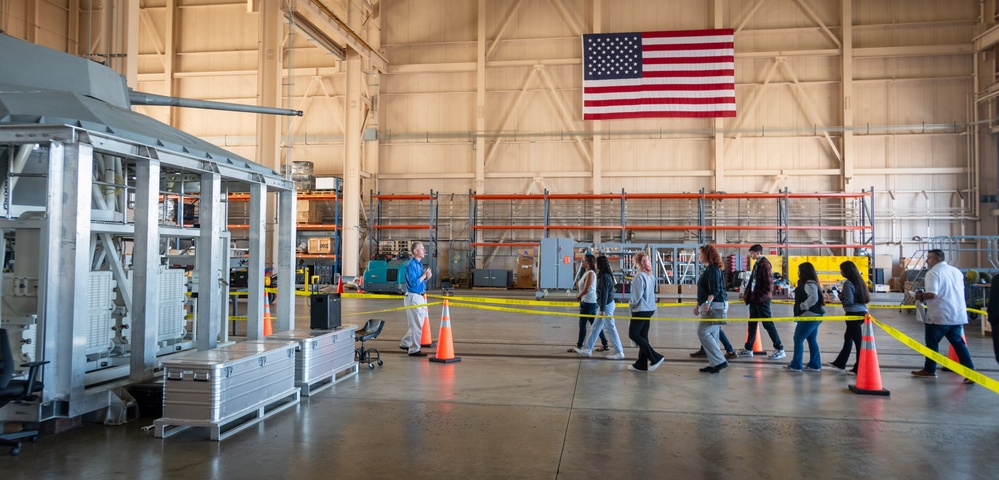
[11,446,21,456]
[377,360,383,366]
[368,363,375,369]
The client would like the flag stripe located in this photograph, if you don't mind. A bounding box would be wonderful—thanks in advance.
[582,28,736,120]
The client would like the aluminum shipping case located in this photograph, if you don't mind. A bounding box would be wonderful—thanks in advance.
[154,340,299,440]
[267,325,358,396]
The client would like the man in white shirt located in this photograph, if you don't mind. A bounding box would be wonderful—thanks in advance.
[911,249,975,383]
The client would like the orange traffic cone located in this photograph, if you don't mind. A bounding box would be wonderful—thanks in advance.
[946,327,967,364]
[336,277,344,295]
[849,314,890,396]
[420,293,435,348]
[263,300,274,336]
[430,299,461,363]
[746,325,766,355]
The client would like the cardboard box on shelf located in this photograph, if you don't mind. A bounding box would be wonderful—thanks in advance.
[679,284,698,303]
[308,237,332,254]
[874,284,890,293]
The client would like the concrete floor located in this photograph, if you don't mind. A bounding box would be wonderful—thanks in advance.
[3,291,998,479]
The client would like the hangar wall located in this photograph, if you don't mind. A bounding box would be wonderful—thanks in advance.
[2,0,998,266]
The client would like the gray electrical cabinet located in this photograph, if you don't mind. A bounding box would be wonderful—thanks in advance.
[473,269,509,288]
[539,238,576,290]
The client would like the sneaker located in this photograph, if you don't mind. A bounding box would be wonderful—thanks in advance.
[782,365,803,372]
[574,347,592,357]
[963,378,975,385]
[736,349,754,357]
[803,366,822,372]
[712,362,729,373]
[627,365,647,372]
[847,369,857,376]
[408,351,428,357]
[606,352,626,360]
[725,351,738,360]
[826,362,846,372]
[911,369,937,378]
[689,350,708,358]
[649,357,666,371]
[767,349,786,360]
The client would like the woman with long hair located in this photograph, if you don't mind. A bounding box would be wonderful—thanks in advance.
[829,260,870,374]
[785,262,825,372]
[570,254,608,353]
[575,255,625,359]
[694,245,730,373]
[627,251,665,372]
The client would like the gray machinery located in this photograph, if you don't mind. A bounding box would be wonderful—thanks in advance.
[0,34,299,424]
[537,238,578,299]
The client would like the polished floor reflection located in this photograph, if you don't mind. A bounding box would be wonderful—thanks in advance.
[4,292,998,479]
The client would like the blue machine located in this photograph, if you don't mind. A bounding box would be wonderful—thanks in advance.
[363,258,412,294]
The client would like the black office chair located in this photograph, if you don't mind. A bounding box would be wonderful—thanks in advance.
[354,319,384,369]
[1,328,48,456]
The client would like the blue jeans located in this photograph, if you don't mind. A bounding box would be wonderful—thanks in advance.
[578,302,607,348]
[790,316,822,370]
[923,324,975,374]
[583,302,624,354]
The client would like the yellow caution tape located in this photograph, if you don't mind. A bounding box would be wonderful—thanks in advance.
[870,316,999,394]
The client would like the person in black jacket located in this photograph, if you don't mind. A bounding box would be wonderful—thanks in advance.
[575,255,625,359]
[988,274,999,365]
[737,244,785,359]
[694,245,730,373]
[829,260,870,374]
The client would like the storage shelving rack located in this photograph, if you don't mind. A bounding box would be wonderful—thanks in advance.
[227,177,342,275]
[368,190,439,288]
[468,188,875,279]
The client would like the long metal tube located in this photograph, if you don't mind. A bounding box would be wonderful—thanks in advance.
[128,91,303,116]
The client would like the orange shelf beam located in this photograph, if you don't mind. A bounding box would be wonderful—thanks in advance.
[371,194,435,201]
[471,242,540,247]
[713,243,873,249]
[296,254,338,259]
[371,225,436,230]
[297,224,341,231]
[472,225,546,230]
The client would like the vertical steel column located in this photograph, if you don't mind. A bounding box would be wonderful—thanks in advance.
[131,158,160,380]
[42,142,92,410]
[334,177,341,274]
[246,181,267,340]
[543,189,550,238]
[429,190,439,288]
[620,188,626,243]
[276,188,296,331]
[468,190,476,274]
[196,171,223,350]
[698,188,706,245]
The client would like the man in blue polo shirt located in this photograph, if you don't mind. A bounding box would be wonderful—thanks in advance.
[400,241,432,356]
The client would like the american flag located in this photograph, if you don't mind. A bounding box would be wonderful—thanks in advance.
[582,29,736,120]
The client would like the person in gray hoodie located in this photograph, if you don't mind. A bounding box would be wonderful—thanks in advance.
[628,251,665,372]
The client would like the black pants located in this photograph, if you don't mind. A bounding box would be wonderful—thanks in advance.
[831,316,864,372]
[992,317,999,366]
[629,311,663,370]
[745,301,783,350]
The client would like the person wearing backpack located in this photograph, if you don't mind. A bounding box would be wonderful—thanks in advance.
[784,262,825,372]
[828,260,869,375]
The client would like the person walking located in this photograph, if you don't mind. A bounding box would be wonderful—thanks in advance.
[694,245,730,373]
[828,260,870,375]
[575,255,625,359]
[400,241,431,357]
[911,249,976,382]
[988,274,999,366]
[628,251,666,372]
[784,262,825,372]
[737,244,786,359]
[570,254,609,353]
